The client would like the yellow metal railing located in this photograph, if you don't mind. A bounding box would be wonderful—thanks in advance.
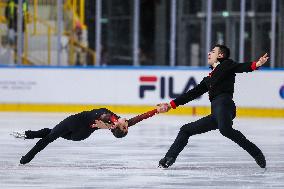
[63,0,96,65]
[1,0,95,66]
[23,11,55,65]
[33,0,38,35]
[0,2,6,45]
[0,2,7,23]
[64,0,86,29]
[68,37,96,65]
[0,2,32,65]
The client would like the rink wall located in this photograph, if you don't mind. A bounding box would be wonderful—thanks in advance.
[0,66,283,118]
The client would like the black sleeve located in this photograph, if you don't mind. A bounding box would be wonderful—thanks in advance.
[173,77,209,107]
[231,61,256,73]
[210,60,255,86]
[98,108,120,124]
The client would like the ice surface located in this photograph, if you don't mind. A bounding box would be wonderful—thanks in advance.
[0,112,283,189]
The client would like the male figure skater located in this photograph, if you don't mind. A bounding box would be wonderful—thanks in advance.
[157,44,269,169]
[12,108,128,164]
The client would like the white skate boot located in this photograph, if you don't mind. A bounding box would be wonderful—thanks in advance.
[10,132,26,139]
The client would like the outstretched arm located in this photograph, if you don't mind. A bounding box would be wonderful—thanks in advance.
[209,54,269,86]
[128,109,158,127]
[157,77,209,113]
[233,53,269,73]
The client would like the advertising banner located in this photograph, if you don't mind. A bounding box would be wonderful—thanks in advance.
[0,67,283,108]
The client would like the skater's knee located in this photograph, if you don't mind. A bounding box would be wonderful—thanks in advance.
[42,128,51,134]
[43,128,51,132]
[180,124,194,136]
[180,125,188,133]
[219,127,232,137]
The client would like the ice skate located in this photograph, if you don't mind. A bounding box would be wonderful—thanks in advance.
[253,152,266,168]
[10,132,26,139]
[158,157,176,168]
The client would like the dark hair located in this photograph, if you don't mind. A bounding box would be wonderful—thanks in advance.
[215,44,230,59]
[111,127,128,138]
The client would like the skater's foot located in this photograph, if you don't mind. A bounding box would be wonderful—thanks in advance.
[10,132,26,139]
[20,155,34,164]
[253,152,266,168]
[158,157,176,168]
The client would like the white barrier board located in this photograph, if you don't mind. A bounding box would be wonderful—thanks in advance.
[0,67,283,108]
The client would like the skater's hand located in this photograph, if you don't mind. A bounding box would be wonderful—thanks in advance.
[256,53,269,67]
[91,120,112,129]
[156,103,171,113]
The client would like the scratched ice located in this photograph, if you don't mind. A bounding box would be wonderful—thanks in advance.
[0,112,283,189]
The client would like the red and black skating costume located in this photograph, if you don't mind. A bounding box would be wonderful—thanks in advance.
[20,108,120,164]
[159,59,266,168]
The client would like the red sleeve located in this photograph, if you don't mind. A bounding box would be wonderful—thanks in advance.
[110,115,118,123]
[170,100,177,109]
[251,61,258,71]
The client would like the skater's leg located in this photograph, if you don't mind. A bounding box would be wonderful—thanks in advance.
[159,115,217,168]
[25,128,52,139]
[20,122,70,164]
[11,129,51,139]
[61,132,72,140]
[214,100,266,168]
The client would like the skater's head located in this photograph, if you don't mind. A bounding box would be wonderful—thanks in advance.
[111,118,128,138]
[111,127,128,138]
[208,44,230,65]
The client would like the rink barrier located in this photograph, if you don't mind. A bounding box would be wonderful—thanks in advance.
[1,66,283,117]
[0,104,283,118]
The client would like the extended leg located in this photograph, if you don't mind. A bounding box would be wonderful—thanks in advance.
[214,101,266,168]
[25,128,52,139]
[20,122,70,164]
[11,128,51,139]
[159,115,217,168]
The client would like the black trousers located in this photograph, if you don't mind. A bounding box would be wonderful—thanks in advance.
[165,94,262,159]
[23,116,75,159]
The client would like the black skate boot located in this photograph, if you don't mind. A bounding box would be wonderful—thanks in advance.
[158,157,176,168]
[253,152,266,168]
[20,155,34,165]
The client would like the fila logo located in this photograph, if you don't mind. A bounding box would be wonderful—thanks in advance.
[280,85,284,99]
[139,75,198,99]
